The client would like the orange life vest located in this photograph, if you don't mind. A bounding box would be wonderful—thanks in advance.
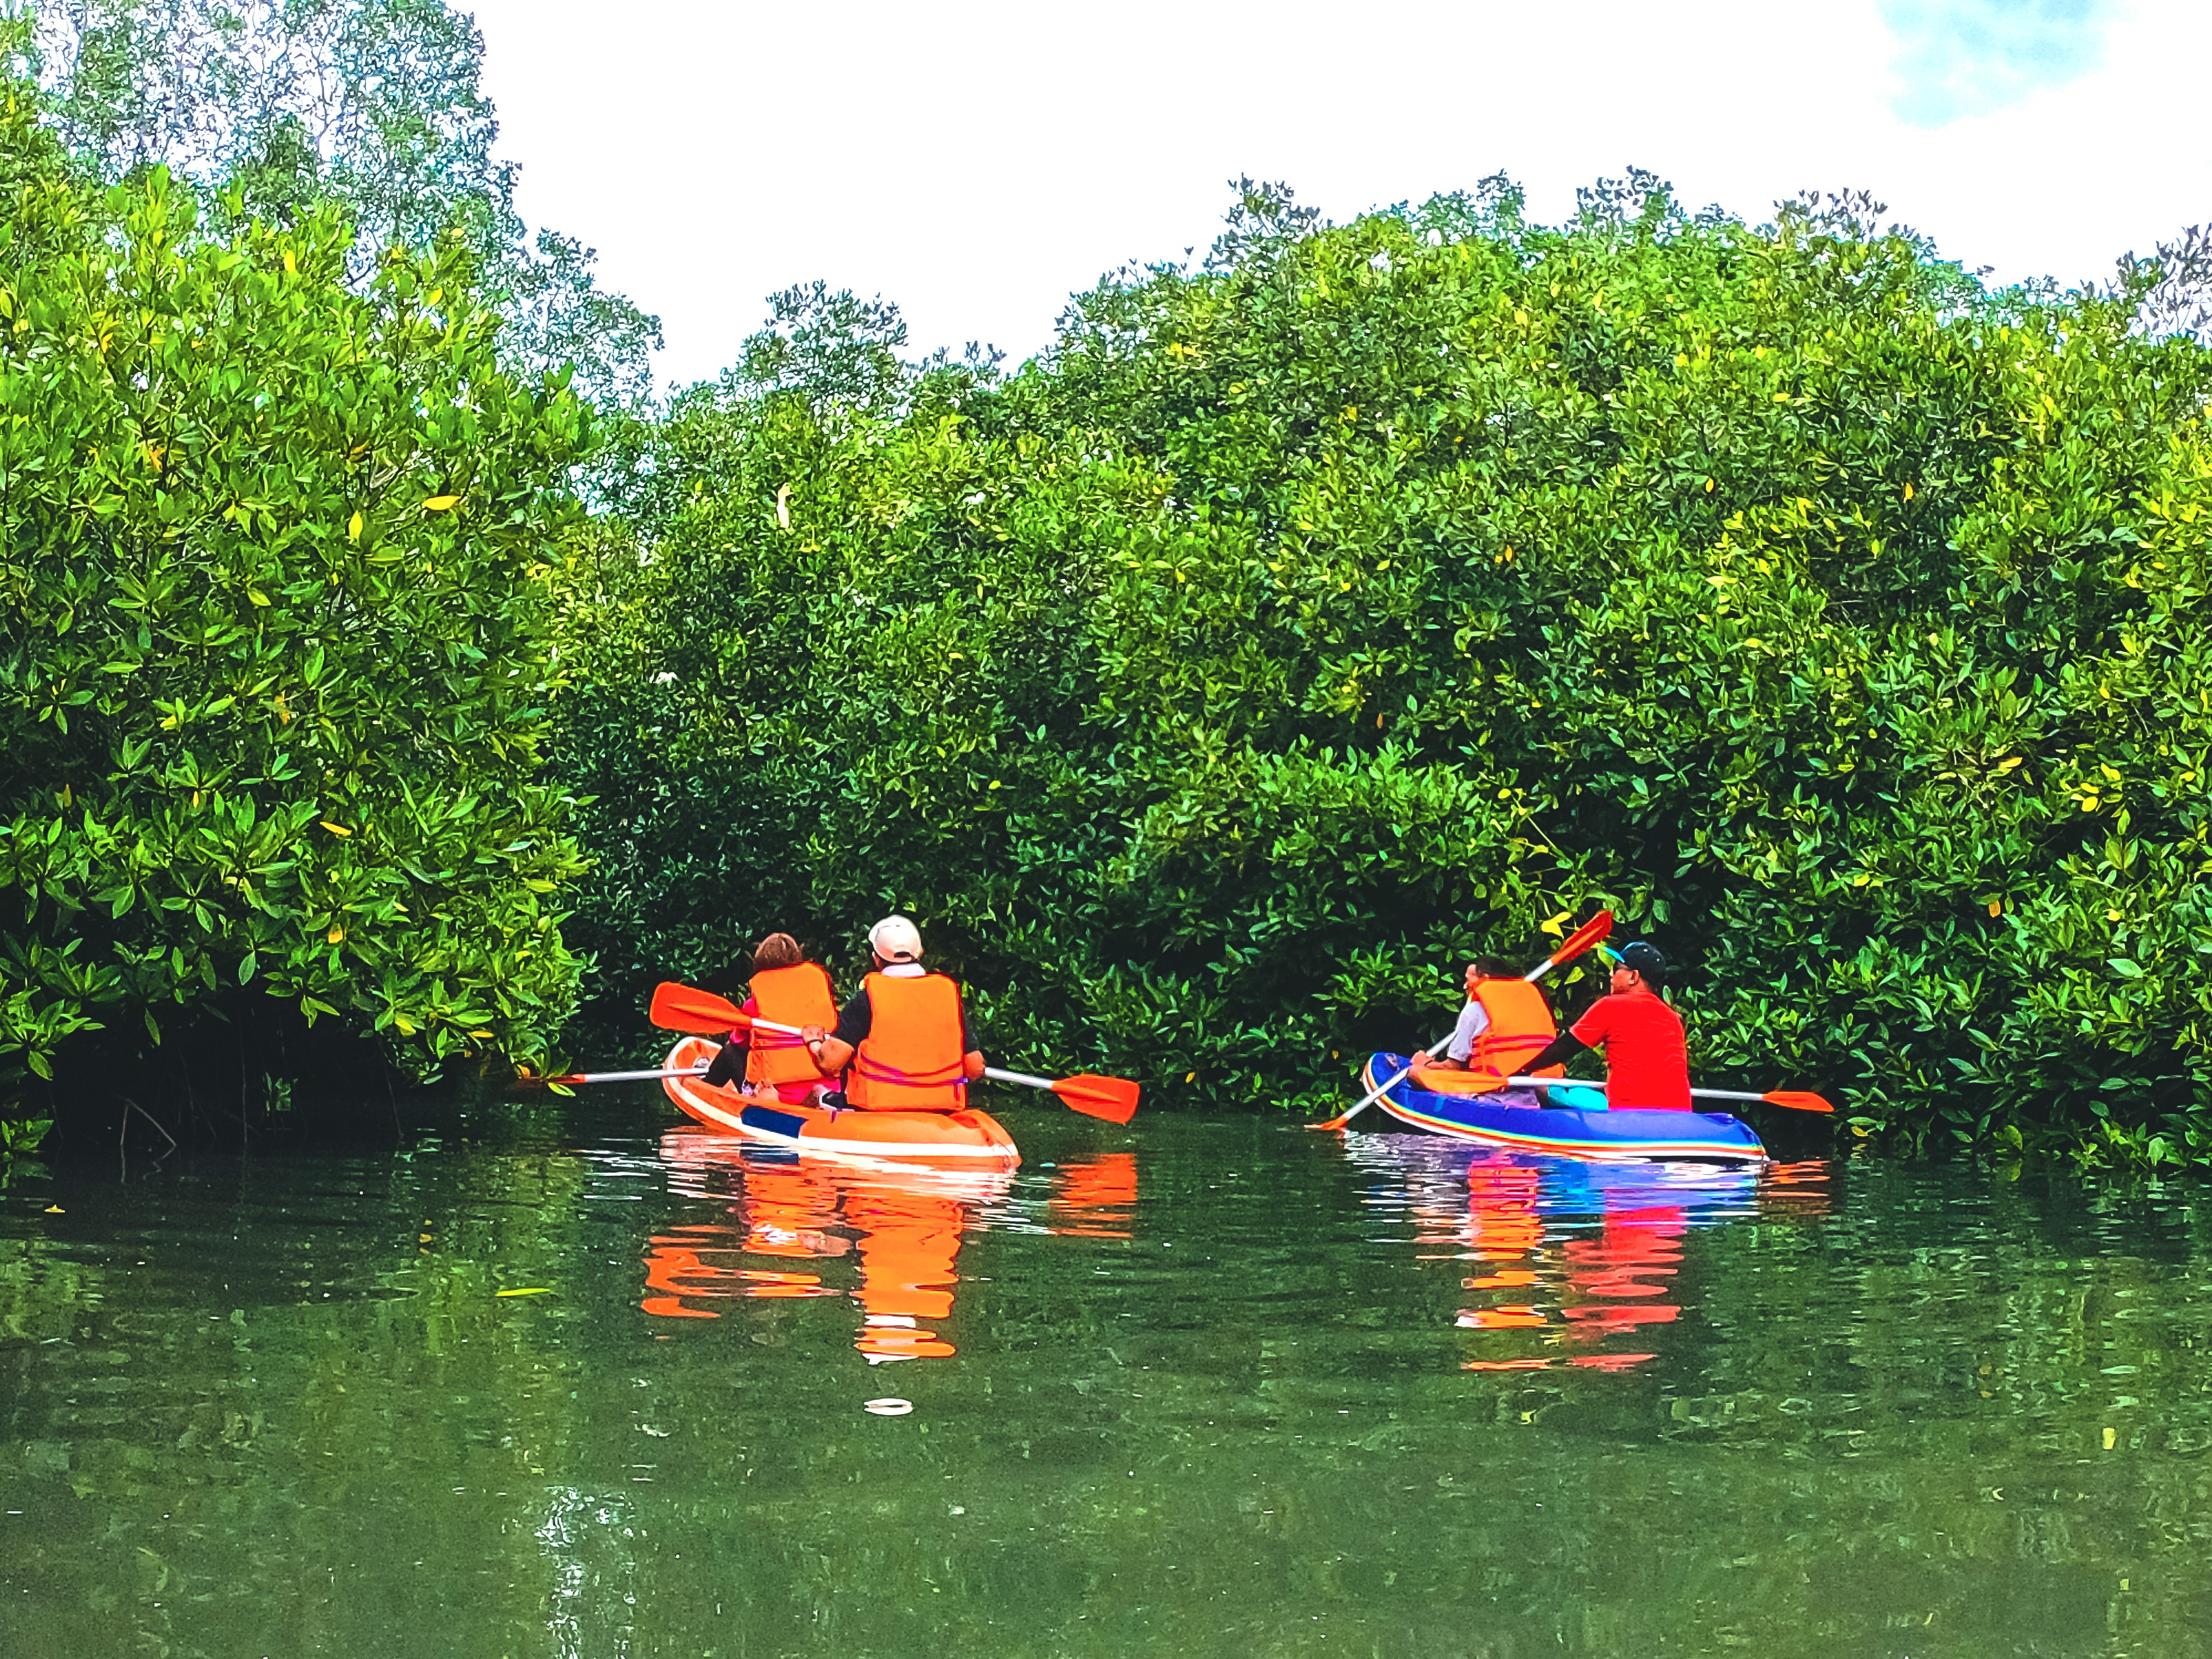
[847,972,968,1111]
[744,962,838,1087]
[1469,977,1563,1083]
[1412,978,1567,1097]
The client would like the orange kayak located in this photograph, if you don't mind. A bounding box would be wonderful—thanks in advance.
[659,1037,1020,1170]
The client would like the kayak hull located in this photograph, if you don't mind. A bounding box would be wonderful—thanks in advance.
[661,1037,1020,1170]
[1359,1052,1766,1162]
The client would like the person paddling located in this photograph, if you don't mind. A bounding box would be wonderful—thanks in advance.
[1411,957,1563,1109]
[1519,941,1691,1111]
[801,915,984,1113]
[705,932,839,1104]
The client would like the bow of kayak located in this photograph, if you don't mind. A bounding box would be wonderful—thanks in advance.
[661,1037,1021,1170]
[1359,1052,1766,1162]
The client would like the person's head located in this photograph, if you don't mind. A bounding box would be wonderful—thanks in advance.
[752,932,803,971]
[867,914,924,966]
[1613,940,1666,994]
[1463,957,1515,992]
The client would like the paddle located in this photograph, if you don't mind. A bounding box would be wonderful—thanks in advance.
[1494,1076,1837,1113]
[520,1065,709,1087]
[650,980,758,1036]
[646,981,1141,1125]
[1308,909,1616,1132]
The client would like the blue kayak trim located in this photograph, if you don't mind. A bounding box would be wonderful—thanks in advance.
[1360,1053,1766,1162]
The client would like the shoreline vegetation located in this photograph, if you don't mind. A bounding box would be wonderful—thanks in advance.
[3,9,2209,1166]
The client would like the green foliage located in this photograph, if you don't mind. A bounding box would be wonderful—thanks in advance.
[0,75,591,1120]
[25,0,661,404]
[562,176,2212,1156]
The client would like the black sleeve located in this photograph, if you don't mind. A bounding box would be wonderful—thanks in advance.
[961,997,978,1053]
[1521,1031,1587,1077]
[831,987,872,1049]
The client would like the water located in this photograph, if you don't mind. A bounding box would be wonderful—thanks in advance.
[2,1100,2208,1657]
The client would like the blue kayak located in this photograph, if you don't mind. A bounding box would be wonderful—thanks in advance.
[1359,1053,1767,1162]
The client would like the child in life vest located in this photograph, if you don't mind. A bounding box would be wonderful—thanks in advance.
[704,933,839,1105]
[1411,958,1558,1109]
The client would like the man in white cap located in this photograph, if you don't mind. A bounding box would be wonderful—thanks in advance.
[801,916,985,1112]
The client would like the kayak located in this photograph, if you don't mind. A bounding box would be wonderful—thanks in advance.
[1358,1052,1766,1162]
[660,1036,1021,1170]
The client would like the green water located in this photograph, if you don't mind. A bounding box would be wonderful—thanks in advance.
[2,1099,2208,1658]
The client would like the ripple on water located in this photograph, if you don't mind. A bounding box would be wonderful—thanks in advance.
[0,1112,2208,1657]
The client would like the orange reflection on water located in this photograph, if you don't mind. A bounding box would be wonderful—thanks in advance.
[1464,1159,1545,1263]
[1047,1152,1138,1238]
[1559,1205,1687,1335]
[1353,1142,1832,1376]
[649,1130,1137,1366]
[641,1223,836,1318]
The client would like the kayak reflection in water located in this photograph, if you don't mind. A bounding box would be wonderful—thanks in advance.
[648,1131,1140,1362]
[649,1129,1001,1360]
[1347,1138,1830,1373]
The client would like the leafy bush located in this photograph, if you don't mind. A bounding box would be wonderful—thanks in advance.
[561,176,2212,1162]
[0,76,591,1130]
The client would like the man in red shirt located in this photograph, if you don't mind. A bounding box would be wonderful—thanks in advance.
[1518,941,1692,1111]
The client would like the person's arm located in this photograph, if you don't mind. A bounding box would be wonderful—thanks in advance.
[806,989,870,1074]
[1524,993,1615,1079]
[1519,1030,1587,1077]
[1415,1001,1484,1071]
[960,995,984,1080]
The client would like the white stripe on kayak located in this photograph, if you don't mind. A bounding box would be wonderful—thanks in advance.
[1379,1095,1766,1161]
[666,1079,1018,1164]
[1363,1063,1767,1162]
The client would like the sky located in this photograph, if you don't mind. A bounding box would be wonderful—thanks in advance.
[457,0,2208,393]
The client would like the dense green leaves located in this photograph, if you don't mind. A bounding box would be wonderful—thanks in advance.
[562,180,2212,1159]
[8,5,2209,1167]
[26,0,661,404]
[0,77,590,1118]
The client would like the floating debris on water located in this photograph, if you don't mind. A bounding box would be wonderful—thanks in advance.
[863,1398,914,1417]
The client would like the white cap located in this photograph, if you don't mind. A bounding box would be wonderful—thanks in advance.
[867,914,924,963]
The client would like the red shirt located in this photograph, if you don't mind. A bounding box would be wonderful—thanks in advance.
[1571,988,1691,1110]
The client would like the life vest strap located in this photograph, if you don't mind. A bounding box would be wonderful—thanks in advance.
[851,1053,966,1087]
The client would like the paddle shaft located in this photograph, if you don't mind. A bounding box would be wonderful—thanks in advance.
[651,984,1137,1119]
[541,1060,1082,1102]
[663,1010,1067,1100]
[1317,919,1611,1131]
[539,1065,707,1086]
[1498,1076,1805,1108]
[1319,1035,1456,1131]
[985,1067,1068,1092]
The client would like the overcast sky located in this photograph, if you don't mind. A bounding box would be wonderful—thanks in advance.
[457,0,2208,392]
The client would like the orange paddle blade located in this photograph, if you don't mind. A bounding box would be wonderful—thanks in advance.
[1541,909,1615,972]
[1053,1074,1140,1125]
[1765,1090,1835,1114]
[649,980,747,1034]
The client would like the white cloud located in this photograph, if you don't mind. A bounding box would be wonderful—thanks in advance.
[458,0,2210,391]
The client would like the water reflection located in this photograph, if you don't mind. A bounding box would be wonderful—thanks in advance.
[649,1129,1006,1361]
[1045,1150,1137,1238]
[649,1132,1142,1364]
[1346,1138,1831,1373]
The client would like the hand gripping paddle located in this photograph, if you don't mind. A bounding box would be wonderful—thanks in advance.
[648,981,1140,1125]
